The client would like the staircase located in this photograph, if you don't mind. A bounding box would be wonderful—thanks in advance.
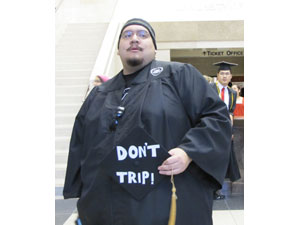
[55,22,108,197]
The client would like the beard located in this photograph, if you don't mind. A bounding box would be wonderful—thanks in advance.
[126,58,143,67]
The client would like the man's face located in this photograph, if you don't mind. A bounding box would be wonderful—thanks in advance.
[217,70,232,86]
[118,25,156,71]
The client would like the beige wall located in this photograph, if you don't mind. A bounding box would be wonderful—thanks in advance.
[152,21,244,42]
[151,20,244,77]
[56,0,244,78]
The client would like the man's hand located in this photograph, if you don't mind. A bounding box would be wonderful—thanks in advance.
[158,148,192,175]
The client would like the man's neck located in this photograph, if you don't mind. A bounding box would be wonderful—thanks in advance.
[122,59,154,75]
[123,65,145,75]
[217,81,228,88]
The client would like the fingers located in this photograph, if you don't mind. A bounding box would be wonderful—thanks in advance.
[158,148,192,175]
[158,167,182,176]
[161,154,178,165]
[158,155,180,173]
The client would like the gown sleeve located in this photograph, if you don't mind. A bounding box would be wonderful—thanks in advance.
[63,87,98,199]
[171,63,232,187]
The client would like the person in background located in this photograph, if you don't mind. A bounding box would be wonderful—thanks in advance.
[240,87,244,97]
[210,61,241,200]
[232,84,244,118]
[83,75,110,100]
[203,74,213,83]
[93,75,109,86]
[63,18,232,225]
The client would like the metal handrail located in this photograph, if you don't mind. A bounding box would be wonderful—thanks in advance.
[55,0,65,13]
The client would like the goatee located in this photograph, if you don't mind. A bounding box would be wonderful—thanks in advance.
[126,58,143,67]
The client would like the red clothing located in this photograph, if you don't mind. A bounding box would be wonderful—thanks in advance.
[233,97,244,117]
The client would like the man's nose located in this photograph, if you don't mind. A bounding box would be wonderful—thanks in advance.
[130,35,139,44]
[131,32,139,40]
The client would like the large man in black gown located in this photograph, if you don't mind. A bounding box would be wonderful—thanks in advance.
[63,18,232,225]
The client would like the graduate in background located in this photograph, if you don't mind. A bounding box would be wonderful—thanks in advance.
[210,61,241,200]
[64,18,232,225]
[232,84,244,118]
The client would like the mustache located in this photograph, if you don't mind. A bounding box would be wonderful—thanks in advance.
[127,45,143,51]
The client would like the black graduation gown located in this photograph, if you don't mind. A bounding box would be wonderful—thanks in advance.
[63,60,232,225]
[210,83,241,182]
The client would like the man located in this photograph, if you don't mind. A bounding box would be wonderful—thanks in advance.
[63,18,232,225]
[211,61,241,200]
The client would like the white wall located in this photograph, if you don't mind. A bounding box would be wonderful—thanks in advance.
[57,0,244,79]
[55,0,117,44]
[115,0,244,23]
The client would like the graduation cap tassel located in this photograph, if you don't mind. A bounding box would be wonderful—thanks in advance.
[168,173,177,225]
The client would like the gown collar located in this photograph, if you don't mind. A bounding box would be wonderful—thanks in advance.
[97,60,156,92]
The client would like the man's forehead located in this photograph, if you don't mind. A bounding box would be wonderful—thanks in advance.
[218,70,231,73]
[123,24,147,31]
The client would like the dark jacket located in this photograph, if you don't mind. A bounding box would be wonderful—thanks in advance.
[63,60,232,225]
[210,82,237,116]
[210,82,241,181]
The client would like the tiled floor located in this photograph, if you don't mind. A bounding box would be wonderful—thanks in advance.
[212,194,244,225]
[56,187,244,225]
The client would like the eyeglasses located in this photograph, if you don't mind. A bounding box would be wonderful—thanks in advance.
[219,72,231,76]
[121,30,150,39]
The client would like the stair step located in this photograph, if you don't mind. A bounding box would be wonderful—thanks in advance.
[55,85,87,96]
[56,178,65,186]
[59,37,104,45]
[55,69,92,74]
[66,23,108,29]
[55,52,97,57]
[56,153,68,165]
[56,77,89,86]
[55,62,95,70]
[55,70,91,77]
[56,125,73,137]
[55,168,67,181]
[56,103,82,114]
[62,29,105,36]
[56,113,76,125]
[55,44,101,52]
[56,163,67,169]
[55,57,96,63]
[55,49,99,55]
[55,136,71,150]
[56,95,85,104]
[55,40,103,47]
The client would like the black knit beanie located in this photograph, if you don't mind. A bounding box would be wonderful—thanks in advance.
[117,18,157,50]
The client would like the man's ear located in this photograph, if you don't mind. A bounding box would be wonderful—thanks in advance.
[117,49,120,56]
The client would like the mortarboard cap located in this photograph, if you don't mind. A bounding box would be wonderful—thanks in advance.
[100,126,170,200]
[213,61,238,71]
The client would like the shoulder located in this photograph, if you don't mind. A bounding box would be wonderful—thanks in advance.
[228,87,237,98]
[155,60,198,74]
[210,82,217,87]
